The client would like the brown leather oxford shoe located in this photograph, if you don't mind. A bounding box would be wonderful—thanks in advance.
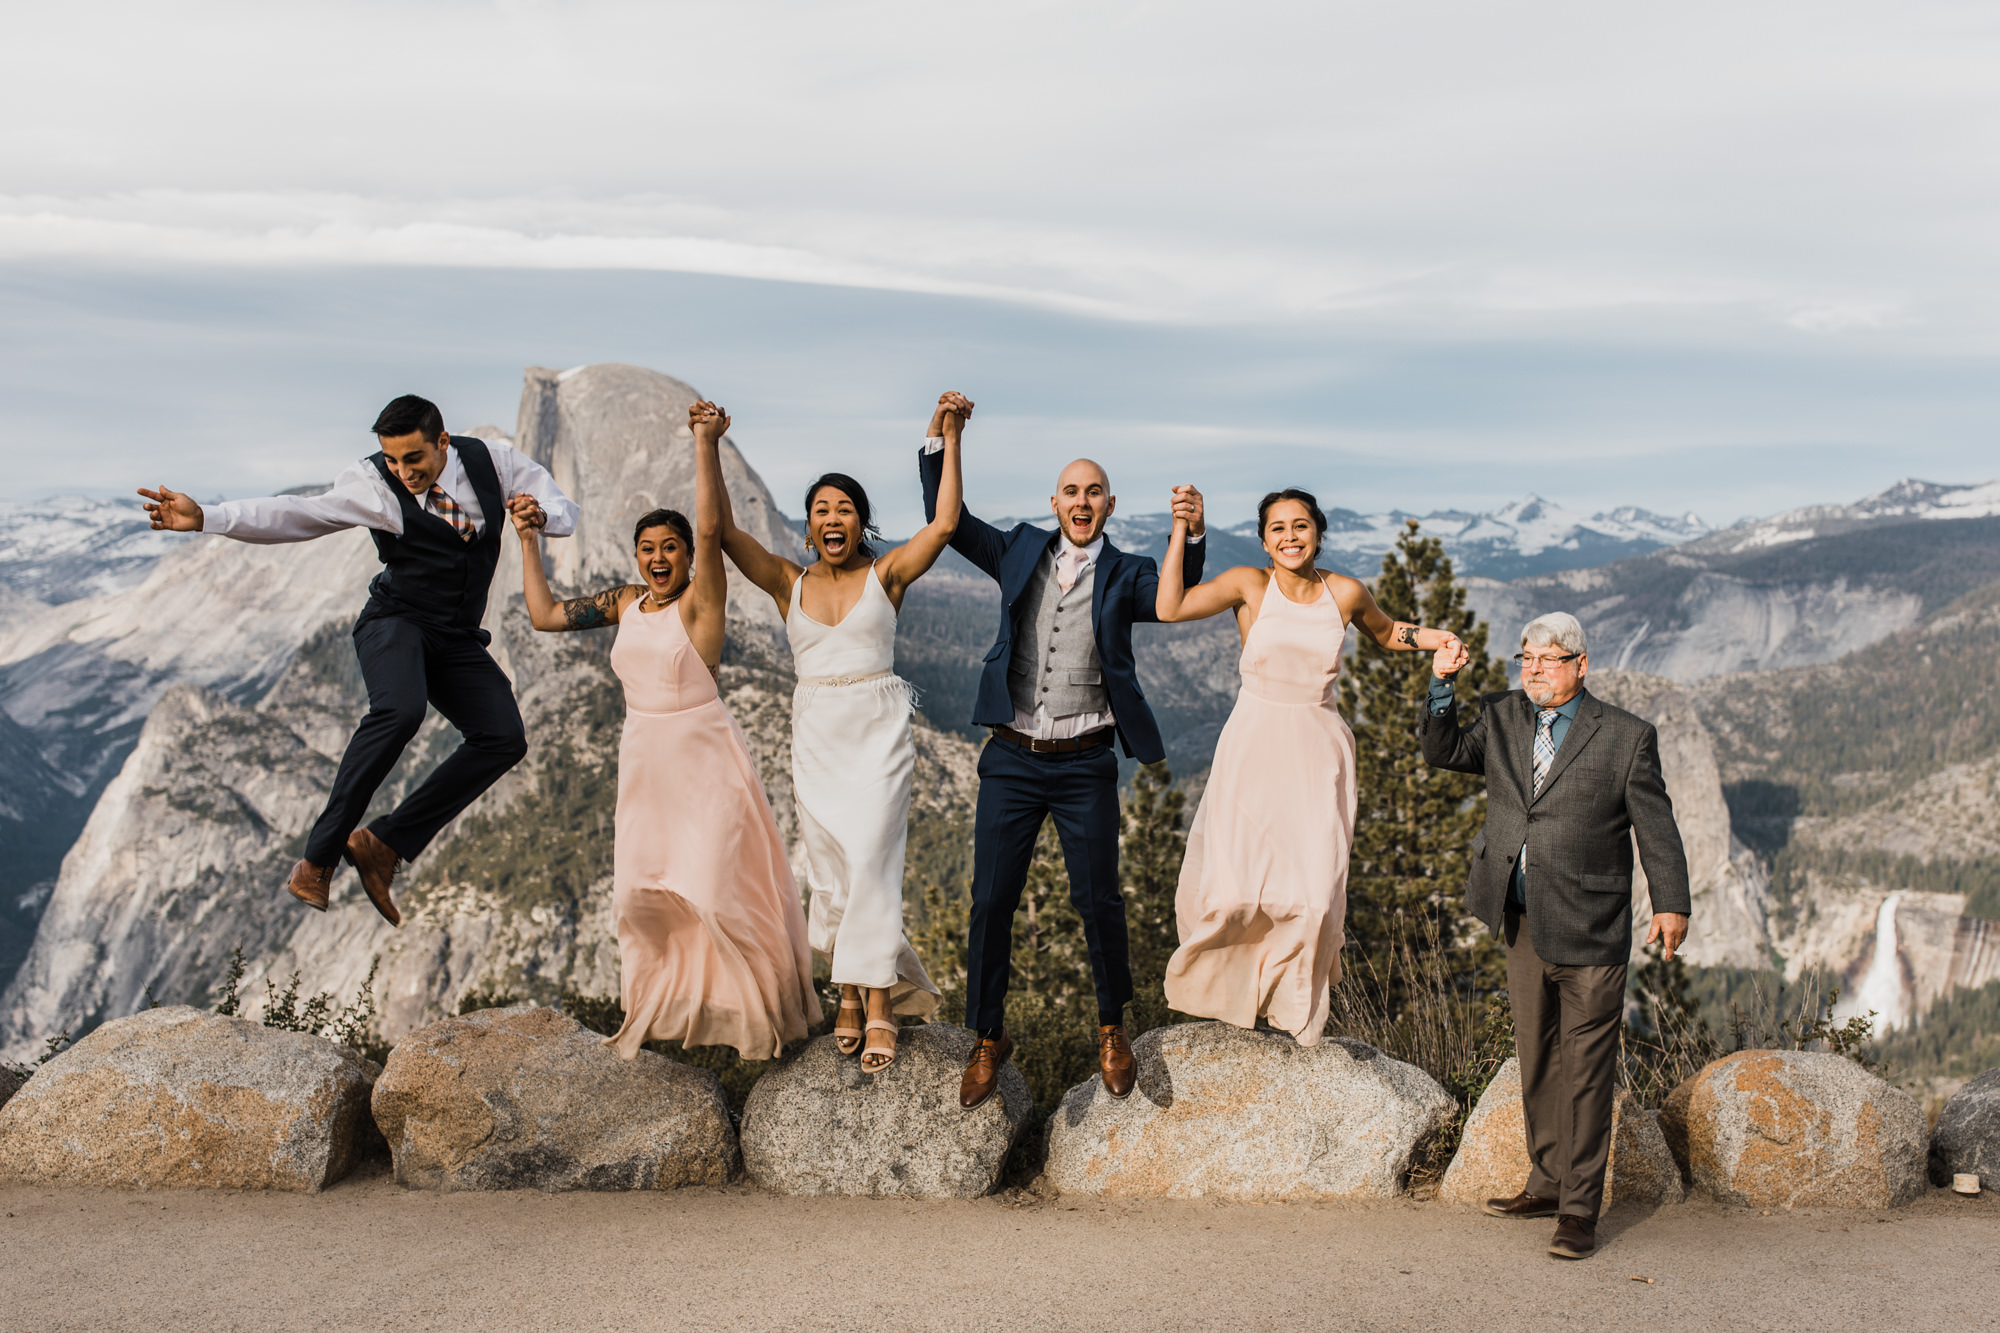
[286,859,333,911]
[1484,1190,1560,1219]
[344,827,403,927]
[960,1031,1015,1110]
[1098,1023,1136,1098]
[1548,1214,1597,1260]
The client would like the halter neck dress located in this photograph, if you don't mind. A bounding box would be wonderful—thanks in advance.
[786,564,939,1015]
[603,597,817,1060]
[1164,569,1358,1044]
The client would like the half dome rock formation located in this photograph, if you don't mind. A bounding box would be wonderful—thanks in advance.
[0,1006,377,1193]
[1929,1067,2000,1187]
[739,1026,1031,1199]
[515,364,804,630]
[371,1006,737,1192]
[1437,1056,1684,1208]
[1043,1022,1453,1200]
[1659,1050,1927,1208]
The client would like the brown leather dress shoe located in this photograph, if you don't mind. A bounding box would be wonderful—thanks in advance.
[344,827,403,927]
[960,1031,1015,1110]
[1548,1214,1597,1260]
[286,859,334,911]
[1098,1023,1136,1098]
[1484,1190,1560,1219]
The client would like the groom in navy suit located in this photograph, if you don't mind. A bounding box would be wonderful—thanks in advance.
[920,406,1205,1109]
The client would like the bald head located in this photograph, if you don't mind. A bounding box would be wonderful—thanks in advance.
[1051,457,1116,547]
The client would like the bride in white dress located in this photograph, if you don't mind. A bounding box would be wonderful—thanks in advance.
[709,392,969,1070]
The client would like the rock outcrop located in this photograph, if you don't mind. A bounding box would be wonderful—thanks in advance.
[740,1026,1029,1199]
[1437,1056,1684,1207]
[371,1006,737,1191]
[0,1006,375,1192]
[0,1063,22,1110]
[1929,1068,2000,1186]
[1043,1023,1453,1200]
[1659,1050,1926,1207]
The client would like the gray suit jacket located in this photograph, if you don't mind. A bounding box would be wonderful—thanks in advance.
[1421,685,1692,967]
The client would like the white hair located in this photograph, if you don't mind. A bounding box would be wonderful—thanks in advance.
[1521,612,1587,656]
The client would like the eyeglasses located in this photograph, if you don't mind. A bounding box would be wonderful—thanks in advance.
[1513,652,1580,670]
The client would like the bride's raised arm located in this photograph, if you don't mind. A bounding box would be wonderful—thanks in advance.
[876,391,970,605]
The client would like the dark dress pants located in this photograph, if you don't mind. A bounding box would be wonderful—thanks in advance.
[302,614,528,868]
[965,738,1131,1032]
[1504,906,1627,1222]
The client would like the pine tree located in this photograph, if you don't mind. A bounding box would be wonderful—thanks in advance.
[1338,519,1510,1009]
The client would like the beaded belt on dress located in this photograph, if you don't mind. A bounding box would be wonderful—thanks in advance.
[796,668,895,688]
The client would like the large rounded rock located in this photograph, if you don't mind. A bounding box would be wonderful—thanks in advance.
[1438,1056,1685,1207]
[1659,1050,1926,1208]
[741,1025,1030,1198]
[1043,1022,1453,1200]
[1930,1067,2000,1186]
[0,1006,375,1193]
[372,1006,736,1191]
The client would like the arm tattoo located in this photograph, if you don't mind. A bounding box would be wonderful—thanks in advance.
[560,586,635,631]
[1396,624,1419,647]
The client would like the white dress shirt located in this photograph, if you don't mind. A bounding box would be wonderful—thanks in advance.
[921,435,1201,740]
[204,438,578,544]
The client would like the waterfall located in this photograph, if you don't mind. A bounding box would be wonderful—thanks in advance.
[1847,893,1908,1032]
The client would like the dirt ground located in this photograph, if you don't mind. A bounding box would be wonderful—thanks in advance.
[2,1161,1995,1333]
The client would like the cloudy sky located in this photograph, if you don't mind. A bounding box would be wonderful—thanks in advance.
[4,1,1997,531]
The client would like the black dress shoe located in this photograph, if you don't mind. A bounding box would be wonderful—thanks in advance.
[1484,1190,1559,1219]
[1548,1214,1597,1260]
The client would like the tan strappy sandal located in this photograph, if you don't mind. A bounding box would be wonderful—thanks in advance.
[861,1018,899,1072]
[833,992,867,1056]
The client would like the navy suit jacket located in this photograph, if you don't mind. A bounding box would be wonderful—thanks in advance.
[919,445,1204,763]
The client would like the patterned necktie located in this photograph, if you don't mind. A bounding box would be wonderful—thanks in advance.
[1056,547,1087,594]
[428,485,476,542]
[1532,707,1559,795]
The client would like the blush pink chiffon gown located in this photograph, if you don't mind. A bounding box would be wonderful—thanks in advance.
[603,600,817,1061]
[1164,570,1358,1045]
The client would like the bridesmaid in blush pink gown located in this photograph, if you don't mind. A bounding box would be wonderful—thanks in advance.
[511,399,815,1060]
[1152,488,1463,1043]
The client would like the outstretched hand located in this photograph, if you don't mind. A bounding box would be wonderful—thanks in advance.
[507,494,547,535]
[1169,484,1205,538]
[1645,912,1690,962]
[1432,637,1470,678]
[689,400,731,442]
[138,485,204,532]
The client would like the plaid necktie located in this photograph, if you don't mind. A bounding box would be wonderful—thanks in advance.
[427,486,476,542]
[1532,707,1559,795]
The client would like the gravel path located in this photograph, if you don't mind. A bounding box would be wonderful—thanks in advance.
[3,1165,1996,1331]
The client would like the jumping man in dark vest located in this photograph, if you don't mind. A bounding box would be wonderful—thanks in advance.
[920,417,1206,1109]
[140,394,579,925]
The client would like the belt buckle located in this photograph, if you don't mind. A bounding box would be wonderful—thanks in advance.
[1028,735,1059,754]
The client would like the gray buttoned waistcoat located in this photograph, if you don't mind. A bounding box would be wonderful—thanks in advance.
[1007,552,1110,718]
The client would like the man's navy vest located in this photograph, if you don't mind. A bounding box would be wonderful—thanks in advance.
[358,435,505,639]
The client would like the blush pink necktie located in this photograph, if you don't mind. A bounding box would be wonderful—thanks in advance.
[1056,547,1086,594]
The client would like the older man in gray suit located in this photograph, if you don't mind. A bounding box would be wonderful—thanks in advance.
[1424,612,1690,1260]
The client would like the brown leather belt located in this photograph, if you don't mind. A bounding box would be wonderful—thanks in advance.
[988,725,1114,755]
